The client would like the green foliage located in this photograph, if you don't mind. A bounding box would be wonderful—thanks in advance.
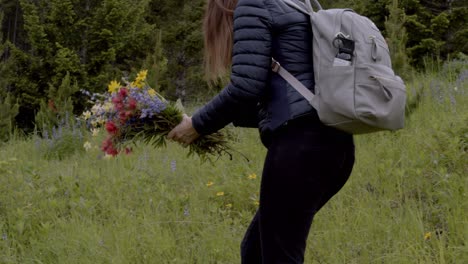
[324,0,468,68]
[34,120,85,160]
[0,93,20,141]
[156,0,207,101]
[141,29,168,92]
[2,0,156,131]
[35,73,78,131]
[385,0,411,80]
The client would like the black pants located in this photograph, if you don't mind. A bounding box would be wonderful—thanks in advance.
[241,116,355,264]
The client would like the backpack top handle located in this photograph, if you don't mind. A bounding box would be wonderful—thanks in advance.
[285,0,323,13]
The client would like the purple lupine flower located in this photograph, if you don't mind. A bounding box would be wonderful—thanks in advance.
[129,88,167,119]
[457,69,467,85]
[57,126,63,138]
[52,127,58,139]
[80,89,91,97]
[449,94,456,107]
[42,130,49,139]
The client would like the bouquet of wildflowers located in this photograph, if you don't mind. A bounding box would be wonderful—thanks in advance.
[82,70,232,162]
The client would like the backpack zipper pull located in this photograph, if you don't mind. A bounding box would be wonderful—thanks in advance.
[370,36,378,61]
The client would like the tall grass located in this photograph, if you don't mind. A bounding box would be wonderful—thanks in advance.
[0,67,466,263]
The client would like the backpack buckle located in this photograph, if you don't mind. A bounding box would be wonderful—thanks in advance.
[271,58,281,73]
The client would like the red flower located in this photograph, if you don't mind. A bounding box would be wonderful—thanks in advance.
[48,99,57,112]
[125,147,132,155]
[102,137,119,156]
[106,147,119,156]
[112,96,123,104]
[119,88,128,98]
[105,121,118,134]
[115,103,124,111]
[128,98,137,110]
[119,112,128,124]
[101,137,113,152]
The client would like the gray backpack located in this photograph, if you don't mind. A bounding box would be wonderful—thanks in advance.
[273,0,407,134]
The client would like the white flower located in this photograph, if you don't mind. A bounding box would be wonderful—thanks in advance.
[82,111,92,120]
[83,141,92,151]
[91,128,100,137]
[103,102,113,112]
[91,104,101,115]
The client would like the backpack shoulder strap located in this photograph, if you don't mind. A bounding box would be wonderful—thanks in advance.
[271,59,316,107]
[282,0,310,14]
[281,0,323,14]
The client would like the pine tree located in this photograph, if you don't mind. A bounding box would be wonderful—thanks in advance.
[385,0,411,78]
[0,93,20,141]
[155,0,207,100]
[35,72,78,131]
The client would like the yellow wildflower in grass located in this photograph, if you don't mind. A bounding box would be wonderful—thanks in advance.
[83,141,92,152]
[248,173,257,180]
[424,232,432,240]
[206,181,214,187]
[148,88,157,97]
[108,80,121,93]
[254,201,260,206]
[216,192,225,197]
[225,204,233,209]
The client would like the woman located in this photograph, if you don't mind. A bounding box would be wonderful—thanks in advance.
[168,0,355,263]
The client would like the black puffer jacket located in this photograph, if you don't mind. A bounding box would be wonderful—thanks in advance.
[192,0,318,139]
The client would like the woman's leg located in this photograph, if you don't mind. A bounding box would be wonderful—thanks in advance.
[241,212,262,263]
[257,124,355,264]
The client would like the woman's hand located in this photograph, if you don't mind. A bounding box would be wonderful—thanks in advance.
[167,114,200,146]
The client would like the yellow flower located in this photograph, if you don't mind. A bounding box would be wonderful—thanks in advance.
[132,80,144,89]
[206,181,214,187]
[424,232,432,240]
[108,80,121,93]
[148,88,157,97]
[216,192,225,197]
[131,70,148,89]
[225,204,233,209]
[82,110,92,120]
[136,69,148,82]
[83,141,92,152]
[254,200,260,206]
[248,173,257,180]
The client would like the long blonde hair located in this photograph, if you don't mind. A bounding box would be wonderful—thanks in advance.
[203,0,237,82]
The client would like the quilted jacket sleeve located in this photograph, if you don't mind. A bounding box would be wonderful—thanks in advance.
[192,0,273,135]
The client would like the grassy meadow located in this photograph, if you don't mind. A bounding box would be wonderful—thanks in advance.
[0,66,467,263]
